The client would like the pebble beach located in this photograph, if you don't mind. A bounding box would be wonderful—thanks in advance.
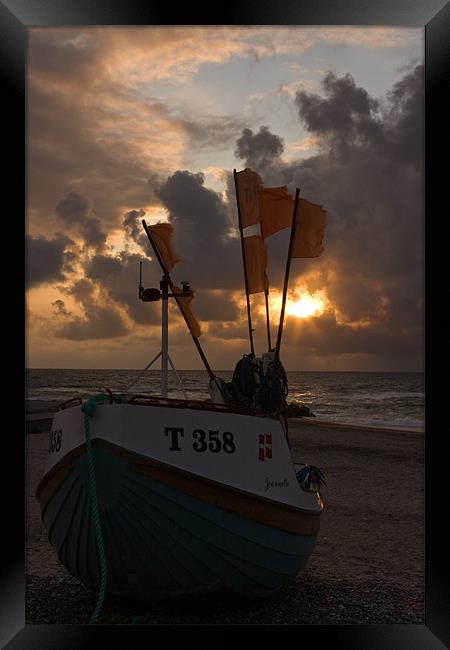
[25,400,424,625]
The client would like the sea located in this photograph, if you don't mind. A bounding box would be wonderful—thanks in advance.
[26,369,424,432]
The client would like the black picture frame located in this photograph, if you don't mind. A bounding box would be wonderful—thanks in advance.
[4,0,449,647]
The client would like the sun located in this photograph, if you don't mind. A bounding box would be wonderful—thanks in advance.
[286,292,326,319]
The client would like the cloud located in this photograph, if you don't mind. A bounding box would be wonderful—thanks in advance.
[122,209,149,252]
[85,252,161,325]
[179,115,251,152]
[27,26,423,368]
[51,299,72,317]
[54,191,107,250]
[155,170,242,290]
[274,65,424,366]
[53,278,129,340]
[26,234,74,288]
[295,71,383,151]
[227,65,423,368]
[235,126,285,172]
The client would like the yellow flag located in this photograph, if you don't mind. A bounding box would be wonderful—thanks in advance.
[291,200,326,258]
[173,286,202,338]
[148,223,181,272]
[243,235,269,294]
[260,186,295,238]
[235,168,262,228]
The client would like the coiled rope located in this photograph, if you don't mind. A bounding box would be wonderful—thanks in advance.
[81,393,109,624]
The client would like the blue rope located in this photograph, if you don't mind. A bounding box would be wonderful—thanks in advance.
[82,391,151,625]
[82,393,109,625]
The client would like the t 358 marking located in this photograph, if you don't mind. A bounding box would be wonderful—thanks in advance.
[165,426,236,454]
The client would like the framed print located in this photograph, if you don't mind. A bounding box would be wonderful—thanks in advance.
[2,0,448,647]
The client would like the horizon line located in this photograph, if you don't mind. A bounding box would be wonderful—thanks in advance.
[26,367,424,373]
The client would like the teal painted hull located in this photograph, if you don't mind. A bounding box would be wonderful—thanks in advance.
[41,444,317,599]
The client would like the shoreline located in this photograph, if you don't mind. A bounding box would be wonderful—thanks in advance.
[25,398,424,435]
[298,417,424,434]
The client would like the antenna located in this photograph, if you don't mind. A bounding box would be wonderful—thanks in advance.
[138,261,143,299]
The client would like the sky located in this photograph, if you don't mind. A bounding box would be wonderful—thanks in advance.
[26,26,424,371]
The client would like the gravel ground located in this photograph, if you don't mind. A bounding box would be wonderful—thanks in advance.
[26,410,424,625]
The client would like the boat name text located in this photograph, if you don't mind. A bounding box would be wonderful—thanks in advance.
[164,427,236,454]
[264,477,290,492]
[48,429,62,454]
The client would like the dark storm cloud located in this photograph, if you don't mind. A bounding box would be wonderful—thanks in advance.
[122,209,149,252]
[55,308,129,341]
[281,310,422,369]
[289,65,423,281]
[155,171,242,291]
[227,66,423,367]
[55,192,91,223]
[189,291,240,323]
[234,126,284,172]
[86,248,240,327]
[54,278,129,340]
[86,252,160,325]
[26,234,74,288]
[276,65,423,366]
[295,71,382,150]
[51,299,72,317]
[55,192,107,250]
[180,115,250,150]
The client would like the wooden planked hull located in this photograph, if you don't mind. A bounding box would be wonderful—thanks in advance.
[38,440,320,599]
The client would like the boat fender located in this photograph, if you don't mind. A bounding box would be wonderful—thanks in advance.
[296,465,326,493]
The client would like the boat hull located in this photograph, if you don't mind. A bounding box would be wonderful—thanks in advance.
[38,440,319,599]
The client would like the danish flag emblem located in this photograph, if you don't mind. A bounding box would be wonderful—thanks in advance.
[258,434,272,461]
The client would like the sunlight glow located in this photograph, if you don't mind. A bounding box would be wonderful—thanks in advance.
[286,292,326,318]
[262,288,329,321]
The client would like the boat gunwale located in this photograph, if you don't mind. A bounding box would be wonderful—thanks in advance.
[36,437,323,520]
[57,392,276,420]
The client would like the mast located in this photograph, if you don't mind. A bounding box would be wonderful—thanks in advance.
[160,275,169,397]
[233,168,255,356]
[141,219,215,380]
[264,289,272,351]
[274,188,300,363]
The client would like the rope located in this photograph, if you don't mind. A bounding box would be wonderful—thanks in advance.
[81,393,109,624]
[82,391,149,626]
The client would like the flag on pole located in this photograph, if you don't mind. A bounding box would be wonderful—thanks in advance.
[243,235,269,294]
[148,223,181,272]
[259,186,294,238]
[173,287,202,338]
[235,168,263,228]
[291,199,327,258]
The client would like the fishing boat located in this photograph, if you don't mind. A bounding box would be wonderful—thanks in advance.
[36,169,326,603]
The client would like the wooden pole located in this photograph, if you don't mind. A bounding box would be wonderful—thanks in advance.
[274,188,300,363]
[141,219,215,380]
[233,169,255,356]
[160,275,169,397]
[264,290,272,351]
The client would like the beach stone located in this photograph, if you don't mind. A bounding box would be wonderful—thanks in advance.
[286,403,315,417]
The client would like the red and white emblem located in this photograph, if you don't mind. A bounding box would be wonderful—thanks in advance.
[258,434,272,461]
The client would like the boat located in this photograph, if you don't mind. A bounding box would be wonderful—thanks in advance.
[36,169,326,604]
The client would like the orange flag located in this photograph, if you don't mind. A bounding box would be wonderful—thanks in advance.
[243,235,269,294]
[148,223,181,272]
[173,286,202,338]
[259,186,295,238]
[291,199,327,258]
[235,168,262,228]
